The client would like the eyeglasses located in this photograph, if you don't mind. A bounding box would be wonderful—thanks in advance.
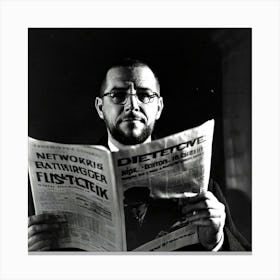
[102,89,160,105]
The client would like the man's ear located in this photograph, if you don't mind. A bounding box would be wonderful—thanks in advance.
[95,97,104,120]
[155,97,164,120]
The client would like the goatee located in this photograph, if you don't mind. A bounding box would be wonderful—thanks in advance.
[106,120,154,145]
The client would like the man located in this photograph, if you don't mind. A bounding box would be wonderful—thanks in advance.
[28,59,251,251]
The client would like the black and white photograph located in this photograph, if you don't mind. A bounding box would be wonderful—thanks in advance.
[28,28,252,252]
[0,1,279,280]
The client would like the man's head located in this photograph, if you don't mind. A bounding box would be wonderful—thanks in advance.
[95,59,164,145]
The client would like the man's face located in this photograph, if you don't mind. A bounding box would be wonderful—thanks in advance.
[95,66,163,145]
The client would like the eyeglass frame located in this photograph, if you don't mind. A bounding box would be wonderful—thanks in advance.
[102,88,160,105]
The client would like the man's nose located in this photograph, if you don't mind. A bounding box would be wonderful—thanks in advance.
[124,91,140,112]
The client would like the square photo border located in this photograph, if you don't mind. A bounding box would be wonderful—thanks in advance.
[0,1,279,280]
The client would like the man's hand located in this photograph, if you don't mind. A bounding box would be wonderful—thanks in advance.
[181,191,226,250]
[28,213,65,251]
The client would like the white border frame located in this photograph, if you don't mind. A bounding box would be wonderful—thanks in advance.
[1,0,279,279]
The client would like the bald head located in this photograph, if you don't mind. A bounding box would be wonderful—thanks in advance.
[99,59,160,97]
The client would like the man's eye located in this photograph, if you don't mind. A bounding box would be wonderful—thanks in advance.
[112,91,127,98]
[137,92,151,99]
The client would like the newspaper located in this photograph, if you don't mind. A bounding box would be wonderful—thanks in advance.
[28,119,214,251]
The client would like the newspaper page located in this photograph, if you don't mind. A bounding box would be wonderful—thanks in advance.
[112,120,214,251]
[28,138,124,251]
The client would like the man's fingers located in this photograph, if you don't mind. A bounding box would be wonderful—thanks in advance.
[187,209,225,222]
[190,217,223,227]
[182,200,225,215]
[28,213,67,227]
[28,223,60,238]
[183,190,207,202]
[29,238,57,251]
[184,191,217,204]
[28,214,56,227]
[28,214,67,251]
[28,231,58,247]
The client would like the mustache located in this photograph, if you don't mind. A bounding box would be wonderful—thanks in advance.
[119,112,147,123]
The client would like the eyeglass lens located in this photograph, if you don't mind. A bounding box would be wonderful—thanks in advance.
[110,89,157,104]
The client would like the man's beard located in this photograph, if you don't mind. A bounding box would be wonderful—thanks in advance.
[105,119,155,145]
